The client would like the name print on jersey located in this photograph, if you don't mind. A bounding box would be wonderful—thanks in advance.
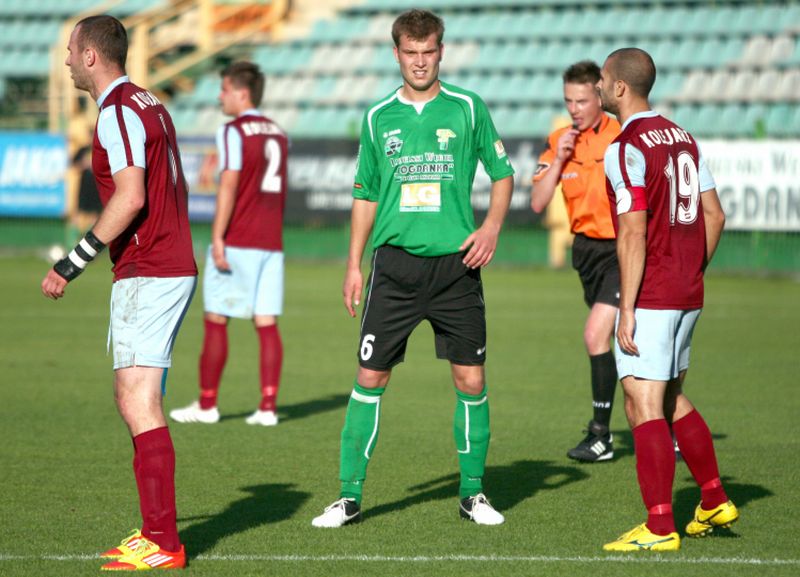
[129,90,162,110]
[240,120,283,137]
[639,126,692,149]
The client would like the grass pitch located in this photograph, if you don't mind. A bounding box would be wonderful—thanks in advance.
[0,255,798,576]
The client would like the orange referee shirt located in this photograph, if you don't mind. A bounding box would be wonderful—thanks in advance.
[533,113,620,239]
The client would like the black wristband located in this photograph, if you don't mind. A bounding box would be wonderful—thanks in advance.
[52,230,107,282]
[53,256,83,281]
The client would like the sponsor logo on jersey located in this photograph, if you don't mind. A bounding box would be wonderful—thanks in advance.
[384,135,404,157]
[493,139,507,158]
[382,129,401,138]
[436,129,457,151]
[400,182,441,212]
[562,172,579,180]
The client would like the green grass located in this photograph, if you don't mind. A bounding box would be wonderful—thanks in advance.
[0,256,798,576]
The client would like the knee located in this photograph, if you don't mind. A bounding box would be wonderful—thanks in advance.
[356,367,391,389]
[584,325,612,355]
[453,373,485,396]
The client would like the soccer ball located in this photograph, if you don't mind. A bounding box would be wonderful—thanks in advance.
[46,244,66,264]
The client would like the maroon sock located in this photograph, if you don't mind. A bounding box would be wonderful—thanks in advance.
[256,324,283,412]
[132,427,180,552]
[673,409,728,509]
[633,419,676,535]
[199,319,228,410]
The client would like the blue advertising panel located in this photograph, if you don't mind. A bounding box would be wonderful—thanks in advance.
[0,132,68,217]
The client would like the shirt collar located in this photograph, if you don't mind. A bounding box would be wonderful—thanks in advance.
[396,88,437,114]
[621,110,659,131]
[239,108,261,117]
[96,75,129,107]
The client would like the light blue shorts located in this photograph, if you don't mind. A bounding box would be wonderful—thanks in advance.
[110,276,196,370]
[615,308,702,381]
[203,246,284,318]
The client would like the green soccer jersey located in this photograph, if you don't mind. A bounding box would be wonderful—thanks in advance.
[353,81,515,257]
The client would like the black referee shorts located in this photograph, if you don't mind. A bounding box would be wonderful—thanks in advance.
[572,233,620,308]
[358,245,486,371]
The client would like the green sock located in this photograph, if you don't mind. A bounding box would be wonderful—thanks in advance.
[339,381,385,504]
[454,386,490,500]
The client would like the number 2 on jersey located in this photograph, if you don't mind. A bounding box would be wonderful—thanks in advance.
[261,137,282,194]
[664,151,699,225]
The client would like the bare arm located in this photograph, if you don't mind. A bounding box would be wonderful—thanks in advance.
[615,209,647,356]
[530,129,578,213]
[91,166,146,244]
[343,198,377,317]
[461,174,514,269]
[210,170,240,271]
[41,166,145,300]
[701,188,725,266]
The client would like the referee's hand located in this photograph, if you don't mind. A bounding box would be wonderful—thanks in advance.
[343,268,363,317]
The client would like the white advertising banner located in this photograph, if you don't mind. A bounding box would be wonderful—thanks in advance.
[701,140,800,231]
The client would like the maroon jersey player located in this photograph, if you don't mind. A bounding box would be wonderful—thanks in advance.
[599,47,736,552]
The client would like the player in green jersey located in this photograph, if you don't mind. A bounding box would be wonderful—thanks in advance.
[312,9,515,528]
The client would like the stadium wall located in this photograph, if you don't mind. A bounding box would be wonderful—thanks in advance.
[0,131,798,273]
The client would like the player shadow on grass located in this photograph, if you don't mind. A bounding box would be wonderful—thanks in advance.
[672,475,771,538]
[178,483,310,558]
[366,459,589,520]
[218,393,350,423]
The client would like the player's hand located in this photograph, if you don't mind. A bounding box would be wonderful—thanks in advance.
[555,128,579,163]
[41,269,68,300]
[343,267,363,318]
[616,309,639,356]
[211,239,230,272]
[460,223,500,269]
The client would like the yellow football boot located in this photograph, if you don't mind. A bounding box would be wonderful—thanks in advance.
[603,523,680,552]
[685,500,739,537]
[100,529,144,559]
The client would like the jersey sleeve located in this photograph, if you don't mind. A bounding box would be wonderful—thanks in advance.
[216,124,243,172]
[604,141,648,215]
[532,132,558,182]
[97,105,146,175]
[474,97,514,182]
[352,111,380,201]
[697,146,716,192]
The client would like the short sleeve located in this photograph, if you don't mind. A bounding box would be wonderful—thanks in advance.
[97,105,146,175]
[352,112,380,200]
[216,124,243,172]
[697,147,716,192]
[474,97,514,182]
[604,141,648,214]
[532,133,557,182]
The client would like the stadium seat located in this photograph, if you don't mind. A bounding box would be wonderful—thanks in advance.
[726,70,759,103]
[765,104,799,137]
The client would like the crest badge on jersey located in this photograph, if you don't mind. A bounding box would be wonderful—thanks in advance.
[384,135,403,157]
[436,129,457,151]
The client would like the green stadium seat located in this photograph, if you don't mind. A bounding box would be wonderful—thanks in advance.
[765,104,798,137]
[671,104,701,133]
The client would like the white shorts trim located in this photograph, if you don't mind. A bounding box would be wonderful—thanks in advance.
[203,246,284,318]
[110,276,196,370]
[615,308,702,381]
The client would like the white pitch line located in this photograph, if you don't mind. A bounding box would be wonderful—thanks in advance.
[0,553,798,566]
